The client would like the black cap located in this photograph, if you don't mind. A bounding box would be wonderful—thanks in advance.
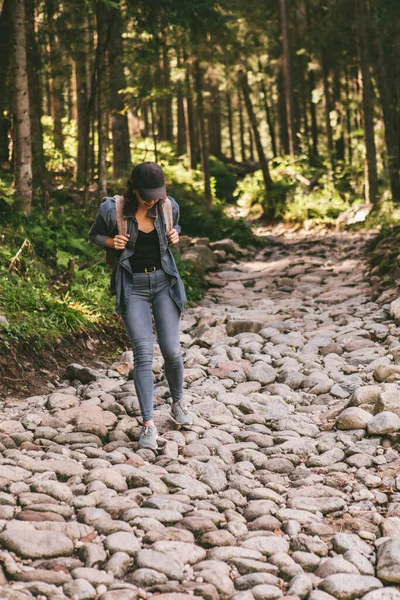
[131,162,166,201]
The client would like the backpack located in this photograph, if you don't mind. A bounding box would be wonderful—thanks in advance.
[105,195,174,269]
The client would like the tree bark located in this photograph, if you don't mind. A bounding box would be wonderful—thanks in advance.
[371,1,400,202]
[308,67,318,161]
[344,69,353,164]
[356,0,379,206]
[194,59,212,204]
[208,84,222,158]
[25,0,46,188]
[226,91,235,160]
[333,66,345,162]
[176,49,186,158]
[72,7,90,188]
[185,63,199,169]
[0,0,11,164]
[258,61,277,158]
[108,5,131,178]
[162,41,173,143]
[237,89,246,162]
[321,50,334,170]
[277,66,290,155]
[239,69,274,215]
[11,0,32,212]
[46,0,64,153]
[96,2,110,198]
[280,0,298,155]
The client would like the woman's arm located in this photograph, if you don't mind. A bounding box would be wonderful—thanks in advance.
[88,199,113,250]
[169,196,182,234]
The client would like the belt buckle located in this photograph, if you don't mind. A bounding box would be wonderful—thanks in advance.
[144,266,156,274]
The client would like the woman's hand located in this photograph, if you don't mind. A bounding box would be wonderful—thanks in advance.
[167,228,179,245]
[113,234,130,250]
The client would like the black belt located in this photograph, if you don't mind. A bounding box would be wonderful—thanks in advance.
[132,265,161,274]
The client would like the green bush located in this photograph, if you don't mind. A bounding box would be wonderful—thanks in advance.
[234,156,363,225]
[209,156,237,202]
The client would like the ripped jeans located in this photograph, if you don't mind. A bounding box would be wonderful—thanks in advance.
[122,268,183,422]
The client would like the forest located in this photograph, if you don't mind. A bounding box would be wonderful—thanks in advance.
[1,0,400,360]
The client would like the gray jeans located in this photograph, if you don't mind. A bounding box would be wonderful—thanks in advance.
[122,268,183,422]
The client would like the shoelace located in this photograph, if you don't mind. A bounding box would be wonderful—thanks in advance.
[175,402,188,414]
[142,425,154,438]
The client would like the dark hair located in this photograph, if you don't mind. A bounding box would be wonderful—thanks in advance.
[123,178,139,216]
[123,175,165,216]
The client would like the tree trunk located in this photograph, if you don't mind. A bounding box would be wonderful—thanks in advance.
[321,50,334,170]
[176,49,186,158]
[226,91,235,160]
[280,0,298,155]
[109,5,131,178]
[239,69,274,215]
[176,87,186,157]
[258,61,277,158]
[185,63,199,169]
[149,100,158,162]
[356,0,379,206]
[0,0,11,164]
[96,2,110,198]
[371,2,400,202]
[333,66,345,162]
[162,42,173,143]
[25,0,46,189]
[208,84,222,158]
[11,0,32,212]
[248,127,254,161]
[344,69,353,164]
[46,0,64,153]
[308,67,318,161]
[193,59,212,204]
[277,66,290,155]
[237,89,246,162]
[73,7,90,188]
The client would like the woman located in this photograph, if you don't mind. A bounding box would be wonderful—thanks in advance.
[89,161,193,450]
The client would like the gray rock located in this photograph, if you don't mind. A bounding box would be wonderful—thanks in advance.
[129,568,168,586]
[336,408,372,430]
[0,521,74,558]
[287,574,313,598]
[105,532,140,556]
[70,567,114,586]
[64,579,97,599]
[241,536,289,556]
[332,533,373,557]
[367,411,400,435]
[319,574,382,600]
[362,590,400,600]
[252,585,283,600]
[376,536,400,582]
[135,549,183,580]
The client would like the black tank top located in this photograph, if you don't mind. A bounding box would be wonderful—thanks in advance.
[129,228,162,272]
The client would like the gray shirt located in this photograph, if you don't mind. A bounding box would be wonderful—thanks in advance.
[88,196,187,315]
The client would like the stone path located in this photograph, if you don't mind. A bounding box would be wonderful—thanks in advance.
[1,232,400,600]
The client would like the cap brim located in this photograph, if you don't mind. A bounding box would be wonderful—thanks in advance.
[138,186,167,201]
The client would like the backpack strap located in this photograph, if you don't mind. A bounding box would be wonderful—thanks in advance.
[162,197,173,234]
[115,195,127,236]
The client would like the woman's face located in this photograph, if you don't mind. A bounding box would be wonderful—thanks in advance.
[135,191,159,210]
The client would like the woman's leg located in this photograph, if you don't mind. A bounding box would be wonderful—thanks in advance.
[123,279,155,423]
[152,272,184,404]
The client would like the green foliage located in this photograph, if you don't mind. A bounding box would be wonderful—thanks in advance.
[209,156,238,202]
[234,156,364,225]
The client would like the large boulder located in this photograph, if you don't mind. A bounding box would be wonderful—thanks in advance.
[181,246,218,272]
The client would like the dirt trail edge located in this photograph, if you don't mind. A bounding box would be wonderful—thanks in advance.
[0,232,399,600]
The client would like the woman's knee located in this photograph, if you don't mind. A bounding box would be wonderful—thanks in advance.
[132,339,154,365]
[162,347,182,364]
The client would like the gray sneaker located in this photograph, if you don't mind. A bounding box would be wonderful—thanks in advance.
[139,424,158,450]
[171,401,193,425]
